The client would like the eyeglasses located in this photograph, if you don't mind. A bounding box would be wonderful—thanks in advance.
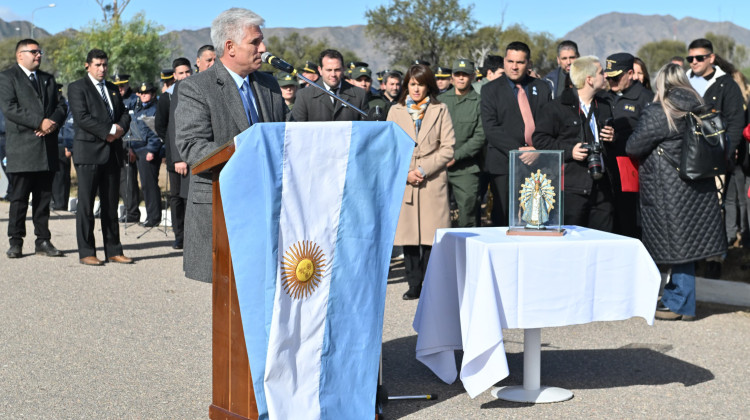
[21,49,44,56]
[685,54,710,63]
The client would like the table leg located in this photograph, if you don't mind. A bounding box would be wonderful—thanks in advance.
[491,328,573,403]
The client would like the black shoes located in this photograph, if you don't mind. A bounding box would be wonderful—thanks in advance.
[6,244,22,258]
[119,216,140,223]
[139,220,161,228]
[402,287,421,300]
[35,240,63,257]
[172,241,183,250]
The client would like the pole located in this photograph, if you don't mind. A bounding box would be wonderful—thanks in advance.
[31,4,56,39]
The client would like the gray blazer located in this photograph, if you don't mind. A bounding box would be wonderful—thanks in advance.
[291,80,369,122]
[0,65,67,173]
[175,60,287,282]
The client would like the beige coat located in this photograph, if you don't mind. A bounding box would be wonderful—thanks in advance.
[388,102,455,245]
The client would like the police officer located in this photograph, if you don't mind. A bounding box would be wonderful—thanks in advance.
[112,73,138,110]
[113,73,140,222]
[125,81,164,227]
[603,52,654,238]
[435,66,453,93]
[50,83,73,211]
[439,59,486,227]
[160,69,175,94]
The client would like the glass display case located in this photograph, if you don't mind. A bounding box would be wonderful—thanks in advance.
[507,150,565,236]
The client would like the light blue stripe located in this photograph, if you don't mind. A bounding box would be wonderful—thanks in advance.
[319,122,414,418]
[220,123,287,419]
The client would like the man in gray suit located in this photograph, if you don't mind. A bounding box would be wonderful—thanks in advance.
[175,8,288,282]
[292,49,369,122]
[0,39,67,258]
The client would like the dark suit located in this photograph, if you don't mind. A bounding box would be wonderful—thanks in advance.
[291,80,368,121]
[480,74,551,226]
[175,60,287,282]
[0,64,67,247]
[68,75,131,259]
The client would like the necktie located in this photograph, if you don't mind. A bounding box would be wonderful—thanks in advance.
[98,82,114,121]
[29,73,41,97]
[240,80,259,125]
[516,83,535,146]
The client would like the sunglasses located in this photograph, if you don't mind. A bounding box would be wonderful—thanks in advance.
[685,54,711,63]
[21,49,44,56]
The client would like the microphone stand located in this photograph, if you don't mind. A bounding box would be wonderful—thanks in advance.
[294,73,368,118]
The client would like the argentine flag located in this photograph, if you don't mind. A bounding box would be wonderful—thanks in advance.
[220,121,414,419]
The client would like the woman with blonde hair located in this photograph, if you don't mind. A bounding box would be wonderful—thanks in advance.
[626,63,726,320]
[387,64,455,300]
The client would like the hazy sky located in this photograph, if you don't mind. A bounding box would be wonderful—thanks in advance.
[1,1,749,38]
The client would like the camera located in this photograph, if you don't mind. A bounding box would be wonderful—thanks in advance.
[580,142,604,180]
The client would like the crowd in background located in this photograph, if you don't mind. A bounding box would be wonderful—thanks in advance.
[2,24,749,320]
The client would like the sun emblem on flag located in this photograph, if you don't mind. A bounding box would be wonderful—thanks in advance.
[281,240,326,299]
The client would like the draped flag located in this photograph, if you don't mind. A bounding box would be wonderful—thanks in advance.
[220,121,414,419]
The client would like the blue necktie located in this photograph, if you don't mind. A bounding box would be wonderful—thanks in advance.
[240,80,259,125]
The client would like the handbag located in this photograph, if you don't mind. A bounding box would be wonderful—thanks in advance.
[660,106,727,181]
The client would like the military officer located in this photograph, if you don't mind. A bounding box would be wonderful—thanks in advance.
[439,59,486,227]
[276,71,298,115]
[350,66,390,117]
[299,60,319,88]
[435,66,453,93]
[112,73,137,110]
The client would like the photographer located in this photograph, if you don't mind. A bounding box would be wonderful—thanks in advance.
[533,56,616,231]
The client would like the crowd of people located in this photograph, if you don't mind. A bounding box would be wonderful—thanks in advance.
[1,8,749,320]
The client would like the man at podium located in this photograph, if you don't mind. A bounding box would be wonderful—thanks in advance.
[175,7,288,282]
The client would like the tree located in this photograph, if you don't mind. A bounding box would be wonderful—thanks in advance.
[54,13,171,85]
[0,33,71,79]
[637,40,686,75]
[365,0,475,68]
[95,0,132,23]
[261,32,361,75]
[705,32,748,68]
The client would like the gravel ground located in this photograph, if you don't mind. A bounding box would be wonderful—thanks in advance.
[1,201,748,419]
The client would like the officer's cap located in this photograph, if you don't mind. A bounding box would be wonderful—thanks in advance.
[435,66,452,78]
[138,81,157,93]
[111,74,130,85]
[276,72,298,87]
[452,59,475,75]
[604,53,634,78]
[160,69,175,80]
[351,66,372,80]
[300,61,319,75]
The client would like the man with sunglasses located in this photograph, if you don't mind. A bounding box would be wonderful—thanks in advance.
[686,38,746,275]
[0,39,68,259]
[602,52,654,238]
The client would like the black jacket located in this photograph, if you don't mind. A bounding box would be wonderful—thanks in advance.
[626,88,726,264]
[68,76,130,165]
[697,69,747,163]
[481,74,551,175]
[291,80,369,122]
[0,65,68,173]
[533,87,614,195]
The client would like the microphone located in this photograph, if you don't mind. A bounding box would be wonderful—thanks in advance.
[261,52,295,74]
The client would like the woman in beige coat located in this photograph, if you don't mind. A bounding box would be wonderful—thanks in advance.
[387,64,455,300]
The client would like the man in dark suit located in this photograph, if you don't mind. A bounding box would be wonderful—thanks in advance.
[481,41,551,226]
[155,57,193,249]
[175,7,288,282]
[0,38,68,258]
[68,49,132,266]
[292,49,368,122]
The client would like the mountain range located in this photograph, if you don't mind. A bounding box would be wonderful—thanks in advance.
[2,12,749,72]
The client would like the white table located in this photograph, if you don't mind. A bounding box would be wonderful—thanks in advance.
[412,226,661,402]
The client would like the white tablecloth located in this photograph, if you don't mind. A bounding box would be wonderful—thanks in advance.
[412,226,661,398]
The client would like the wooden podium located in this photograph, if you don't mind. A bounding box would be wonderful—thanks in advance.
[192,141,258,420]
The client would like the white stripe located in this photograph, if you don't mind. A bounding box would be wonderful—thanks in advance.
[264,122,352,420]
